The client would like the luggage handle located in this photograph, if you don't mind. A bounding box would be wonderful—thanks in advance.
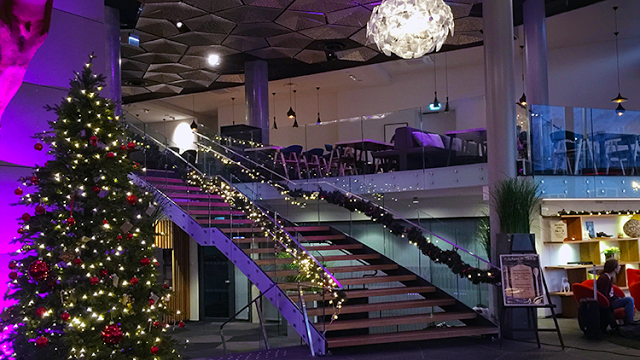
[592,265,597,300]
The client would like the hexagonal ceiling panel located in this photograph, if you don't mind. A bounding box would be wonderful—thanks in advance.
[122,0,492,103]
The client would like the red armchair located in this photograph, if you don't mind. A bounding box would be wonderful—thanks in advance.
[627,268,640,312]
[573,280,626,321]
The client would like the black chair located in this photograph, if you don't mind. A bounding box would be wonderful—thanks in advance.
[301,148,327,178]
[550,131,580,174]
[275,145,303,179]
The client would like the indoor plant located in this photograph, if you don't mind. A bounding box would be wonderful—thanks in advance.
[491,177,542,235]
[602,246,620,260]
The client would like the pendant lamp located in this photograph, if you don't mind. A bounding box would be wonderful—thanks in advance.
[444,53,450,113]
[429,56,441,111]
[231,97,236,125]
[519,45,527,106]
[316,87,321,124]
[611,6,627,116]
[272,92,278,129]
[292,89,299,128]
[287,81,296,119]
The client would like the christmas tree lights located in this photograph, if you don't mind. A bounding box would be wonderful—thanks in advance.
[1,55,181,359]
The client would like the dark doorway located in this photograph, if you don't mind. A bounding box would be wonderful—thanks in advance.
[199,246,234,319]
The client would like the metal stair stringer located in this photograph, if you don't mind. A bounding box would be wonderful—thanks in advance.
[131,174,328,355]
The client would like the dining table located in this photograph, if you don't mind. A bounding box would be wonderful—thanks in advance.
[335,139,394,174]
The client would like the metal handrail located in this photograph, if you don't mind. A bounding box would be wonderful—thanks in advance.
[220,283,277,355]
[193,131,495,268]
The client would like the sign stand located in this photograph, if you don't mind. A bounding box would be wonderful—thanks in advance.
[498,235,564,350]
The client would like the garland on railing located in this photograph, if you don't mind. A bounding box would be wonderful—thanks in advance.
[289,188,500,285]
[125,130,498,285]
[185,170,347,318]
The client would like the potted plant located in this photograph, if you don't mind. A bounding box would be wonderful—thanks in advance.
[602,246,620,260]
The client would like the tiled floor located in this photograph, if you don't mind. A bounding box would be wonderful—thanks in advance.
[171,319,640,360]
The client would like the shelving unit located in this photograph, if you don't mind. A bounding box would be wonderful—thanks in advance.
[544,213,640,317]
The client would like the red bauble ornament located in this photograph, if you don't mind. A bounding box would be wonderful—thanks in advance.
[126,194,137,205]
[140,257,151,266]
[102,219,109,225]
[153,321,161,328]
[61,312,70,321]
[148,299,155,306]
[17,228,24,234]
[116,235,122,241]
[133,162,140,169]
[9,271,18,280]
[101,324,124,345]
[150,346,159,355]
[36,307,47,318]
[67,217,75,226]
[126,233,133,240]
[8,261,17,270]
[21,213,31,222]
[30,176,39,185]
[100,269,108,277]
[34,143,43,151]
[107,152,115,158]
[14,188,23,196]
[127,142,136,150]
[129,277,139,285]
[28,261,49,281]
[74,258,82,265]
[35,205,45,215]
[93,186,100,193]
[163,284,168,289]
[90,136,98,146]
[119,145,127,151]
[90,276,99,285]
[178,321,185,328]
[35,336,48,348]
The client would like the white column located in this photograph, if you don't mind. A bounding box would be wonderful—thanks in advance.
[523,0,550,106]
[105,6,122,115]
[245,60,270,144]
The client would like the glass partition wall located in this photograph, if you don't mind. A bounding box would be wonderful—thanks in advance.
[529,105,640,176]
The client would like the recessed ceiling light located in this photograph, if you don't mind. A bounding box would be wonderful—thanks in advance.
[208,54,221,66]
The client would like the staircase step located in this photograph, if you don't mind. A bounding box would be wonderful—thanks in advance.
[150,184,204,192]
[283,226,331,233]
[220,227,268,234]
[280,275,416,290]
[196,219,253,225]
[326,325,497,348]
[187,210,245,216]
[166,193,224,200]
[233,235,347,244]
[265,263,398,278]
[293,286,435,302]
[144,177,184,184]
[302,244,363,252]
[309,298,457,318]
[302,235,347,242]
[175,201,230,208]
[254,253,380,265]
[320,309,473,332]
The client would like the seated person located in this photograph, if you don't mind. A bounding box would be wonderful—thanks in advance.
[597,259,636,325]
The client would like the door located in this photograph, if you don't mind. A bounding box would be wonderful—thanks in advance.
[199,245,234,319]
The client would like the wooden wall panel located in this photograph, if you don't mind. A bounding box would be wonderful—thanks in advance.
[154,220,190,322]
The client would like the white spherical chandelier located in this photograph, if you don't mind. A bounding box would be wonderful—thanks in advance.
[367,0,454,59]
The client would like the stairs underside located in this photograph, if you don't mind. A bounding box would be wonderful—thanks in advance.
[143,170,497,350]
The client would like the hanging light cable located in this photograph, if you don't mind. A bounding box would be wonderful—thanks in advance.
[444,53,450,113]
[231,97,236,125]
[292,89,299,128]
[272,92,277,130]
[316,87,321,124]
[429,55,440,111]
[519,45,527,106]
[611,6,627,116]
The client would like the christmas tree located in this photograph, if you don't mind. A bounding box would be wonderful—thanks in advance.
[1,55,181,360]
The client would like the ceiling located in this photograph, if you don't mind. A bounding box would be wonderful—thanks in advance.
[120,0,604,104]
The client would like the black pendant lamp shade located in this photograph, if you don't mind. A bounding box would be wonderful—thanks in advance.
[612,93,628,104]
[616,103,625,116]
[287,107,296,119]
[432,91,440,108]
[519,93,527,106]
[444,97,450,113]
[190,120,197,131]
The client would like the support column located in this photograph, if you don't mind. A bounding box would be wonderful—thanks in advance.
[483,0,519,336]
[244,60,269,144]
[105,6,122,115]
[523,0,550,106]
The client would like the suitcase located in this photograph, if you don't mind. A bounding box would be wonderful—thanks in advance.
[578,266,602,339]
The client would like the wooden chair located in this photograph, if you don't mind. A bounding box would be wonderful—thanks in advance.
[274,145,303,180]
[301,148,326,178]
[550,131,579,174]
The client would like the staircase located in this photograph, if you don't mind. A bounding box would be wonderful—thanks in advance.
[141,169,498,351]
